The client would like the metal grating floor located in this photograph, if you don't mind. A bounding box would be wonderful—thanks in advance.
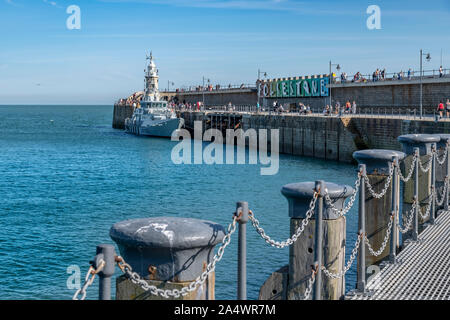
[346,210,450,300]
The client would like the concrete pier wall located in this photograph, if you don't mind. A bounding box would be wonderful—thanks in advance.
[164,77,450,111]
[112,103,134,129]
[180,112,450,163]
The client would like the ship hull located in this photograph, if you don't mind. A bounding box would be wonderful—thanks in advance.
[126,117,184,138]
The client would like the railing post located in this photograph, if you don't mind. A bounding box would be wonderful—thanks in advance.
[357,165,366,292]
[430,143,437,224]
[389,157,399,263]
[236,201,249,300]
[96,244,116,300]
[313,180,324,300]
[413,148,420,241]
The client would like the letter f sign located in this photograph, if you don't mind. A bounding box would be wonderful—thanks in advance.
[66,5,81,30]
[366,5,381,30]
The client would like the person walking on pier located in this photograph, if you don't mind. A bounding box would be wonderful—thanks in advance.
[438,101,445,119]
[352,101,357,114]
[440,66,444,78]
[446,99,450,118]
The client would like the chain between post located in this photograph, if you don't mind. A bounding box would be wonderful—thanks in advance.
[324,174,360,216]
[397,200,417,234]
[398,153,418,182]
[248,192,318,248]
[363,164,394,199]
[364,214,394,257]
[321,233,362,279]
[72,259,106,300]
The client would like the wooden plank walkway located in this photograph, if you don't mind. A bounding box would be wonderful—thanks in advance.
[346,210,450,300]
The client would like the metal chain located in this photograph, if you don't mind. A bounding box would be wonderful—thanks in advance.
[398,154,417,182]
[435,178,449,207]
[436,145,448,166]
[364,214,394,257]
[303,269,316,300]
[321,234,362,279]
[116,216,238,299]
[248,193,318,248]
[418,153,433,173]
[419,197,433,220]
[363,164,394,199]
[73,259,106,300]
[324,175,360,216]
[397,201,417,234]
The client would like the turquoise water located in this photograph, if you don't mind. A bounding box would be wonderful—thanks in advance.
[0,105,359,300]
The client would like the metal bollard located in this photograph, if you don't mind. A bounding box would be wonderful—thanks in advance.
[413,148,420,241]
[314,181,324,301]
[110,217,226,300]
[95,244,116,300]
[389,156,399,263]
[357,165,366,292]
[430,143,436,224]
[279,180,354,300]
[353,150,405,266]
[236,201,249,300]
[398,134,440,237]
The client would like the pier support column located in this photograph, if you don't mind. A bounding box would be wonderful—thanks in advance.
[353,150,406,267]
[398,134,440,232]
[281,181,354,300]
[110,217,225,300]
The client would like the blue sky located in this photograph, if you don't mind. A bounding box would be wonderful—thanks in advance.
[1,0,449,104]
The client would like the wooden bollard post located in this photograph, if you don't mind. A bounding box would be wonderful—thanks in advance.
[398,134,440,235]
[353,150,406,266]
[110,217,225,300]
[433,134,450,210]
[281,181,354,300]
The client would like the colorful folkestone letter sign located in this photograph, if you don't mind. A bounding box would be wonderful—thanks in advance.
[258,77,329,98]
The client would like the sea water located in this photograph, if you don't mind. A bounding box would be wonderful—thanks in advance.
[0,105,360,300]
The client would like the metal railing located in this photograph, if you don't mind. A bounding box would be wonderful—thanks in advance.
[176,105,450,121]
[332,68,450,85]
[74,140,450,301]
[164,83,257,94]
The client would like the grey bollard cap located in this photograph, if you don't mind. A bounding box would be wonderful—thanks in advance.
[353,149,406,175]
[281,181,354,220]
[110,217,226,282]
[398,134,439,155]
[433,134,450,150]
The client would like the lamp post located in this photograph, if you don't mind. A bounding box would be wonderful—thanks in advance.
[257,69,267,113]
[419,49,431,119]
[202,77,210,109]
[329,61,341,109]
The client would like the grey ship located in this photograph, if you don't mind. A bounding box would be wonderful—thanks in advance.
[125,52,184,137]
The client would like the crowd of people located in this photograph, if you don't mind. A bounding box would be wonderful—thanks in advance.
[436,99,450,119]
[335,66,447,84]
[322,100,357,116]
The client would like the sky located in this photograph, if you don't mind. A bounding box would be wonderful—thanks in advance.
[1,0,449,104]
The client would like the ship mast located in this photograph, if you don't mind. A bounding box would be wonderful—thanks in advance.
[144,51,160,102]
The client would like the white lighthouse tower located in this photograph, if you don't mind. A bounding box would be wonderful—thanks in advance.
[143,51,160,102]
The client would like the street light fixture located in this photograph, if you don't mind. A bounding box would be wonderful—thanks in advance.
[419,49,431,118]
[329,61,341,108]
[257,69,268,113]
[202,77,210,109]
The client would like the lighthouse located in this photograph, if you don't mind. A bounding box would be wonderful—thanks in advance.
[143,51,160,102]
